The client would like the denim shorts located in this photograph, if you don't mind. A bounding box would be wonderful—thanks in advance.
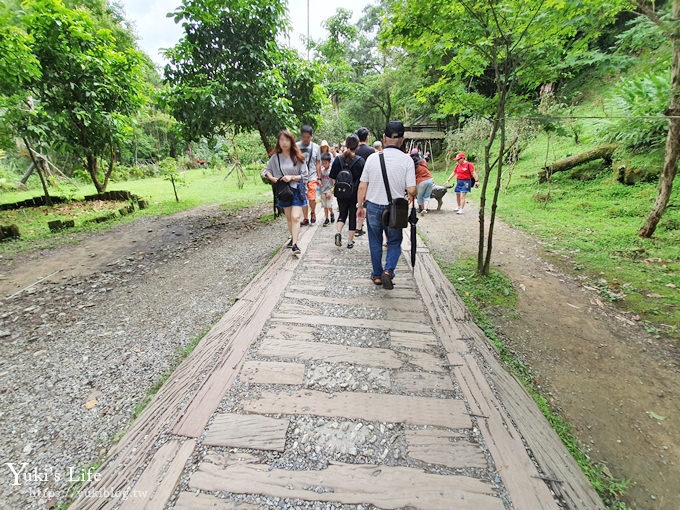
[277,183,308,208]
[454,179,471,193]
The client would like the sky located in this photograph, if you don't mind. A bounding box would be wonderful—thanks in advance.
[119,0,370,68]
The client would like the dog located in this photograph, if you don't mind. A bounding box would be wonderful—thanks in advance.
[430,184,453,210]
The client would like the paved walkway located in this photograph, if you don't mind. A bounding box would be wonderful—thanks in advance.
[70,218,602,510]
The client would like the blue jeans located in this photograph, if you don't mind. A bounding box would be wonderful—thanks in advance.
[417,178,434,205]
[366,201,403,278]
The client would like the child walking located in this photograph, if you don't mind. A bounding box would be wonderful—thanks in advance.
[319,153,335,226]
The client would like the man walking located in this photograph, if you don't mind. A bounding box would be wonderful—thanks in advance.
[297,125,321,225]
[357,121,416,290]
[354,127,375,236]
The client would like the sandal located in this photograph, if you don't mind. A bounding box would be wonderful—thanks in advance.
[371,275,383,285]
[381,270,394,290]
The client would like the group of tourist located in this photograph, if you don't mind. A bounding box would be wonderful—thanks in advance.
[262,121,479,288]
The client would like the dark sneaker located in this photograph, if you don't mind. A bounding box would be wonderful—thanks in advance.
[300,219,310,226]
[334,233,342,247]
[291,244,301,256]
[330,214,335,223]
[323,219,330,227]
[381,270,394,290]
[355,229,365,236]
[286,239,293,248]
[347,241,354,249]
[311,215,316,224]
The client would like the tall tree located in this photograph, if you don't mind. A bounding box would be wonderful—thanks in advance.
[385,0,626,275]
[637,0,680,237]
[0,8,50,201]
[163,0,325,154]
[18,0,146,193]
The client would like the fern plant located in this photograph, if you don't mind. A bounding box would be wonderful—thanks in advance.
[598,71,670,153]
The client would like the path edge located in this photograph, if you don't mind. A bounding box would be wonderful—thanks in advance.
[404,235,605,510]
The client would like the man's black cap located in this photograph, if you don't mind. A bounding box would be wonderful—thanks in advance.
[384,120,405,138]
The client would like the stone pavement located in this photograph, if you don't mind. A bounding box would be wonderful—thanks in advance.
[69,217,603,510]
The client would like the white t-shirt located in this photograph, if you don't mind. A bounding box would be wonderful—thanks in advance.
[360,147,416,205]
[296,141,320,179]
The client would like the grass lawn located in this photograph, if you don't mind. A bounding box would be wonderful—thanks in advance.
[0,166,272,254]
[430,95,679,338]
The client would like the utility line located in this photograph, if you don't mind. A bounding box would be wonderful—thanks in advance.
[497,114,680,120]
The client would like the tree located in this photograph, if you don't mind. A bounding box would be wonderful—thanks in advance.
[0,9,51,202]
[163,0,325,155]
[19,0,146,193]
[636,0,680,237]
[385,0,626,276]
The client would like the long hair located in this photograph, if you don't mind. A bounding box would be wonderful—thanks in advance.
[272,130,305,166]
[343,134,359,164]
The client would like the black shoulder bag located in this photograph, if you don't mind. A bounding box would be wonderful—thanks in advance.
[378,152,409,229]
[272,153,294,203]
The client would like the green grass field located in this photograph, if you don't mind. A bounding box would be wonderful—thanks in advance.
[431,97,679,337]
[0,166,272,254]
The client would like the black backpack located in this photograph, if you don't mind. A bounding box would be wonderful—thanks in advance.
[334,157,356,199]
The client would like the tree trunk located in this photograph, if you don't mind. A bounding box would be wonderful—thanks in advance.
[483,89,507,276]
[639,0,680,237]
[538,143,618,182]
[23,137,52,205]
[102,142,115,191]
[256,121,273,155]
[87,154,104,193]
[477,117,500,274]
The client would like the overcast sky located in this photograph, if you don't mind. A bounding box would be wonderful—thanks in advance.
[119,0,371,68]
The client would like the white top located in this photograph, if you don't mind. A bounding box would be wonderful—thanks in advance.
[296,141,321,179]
[264,153,306,190]
[360,147,416,205]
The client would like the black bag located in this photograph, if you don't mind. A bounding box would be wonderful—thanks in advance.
[334,157,356,199]
[466,162,476,189]
[379,152,409,229]
[272,154,294,203]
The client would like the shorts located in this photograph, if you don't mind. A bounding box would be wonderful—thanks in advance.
[454,179,471,193]
[306,180,318,202]
[319,191,334,209]
[277,183,308,208]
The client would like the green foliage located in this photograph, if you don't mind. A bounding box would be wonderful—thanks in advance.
[382,0,628,118]
[0,0,148,192]
[598,71,671,152]
[163,0,325,152]
[614,13,668,54]
[158,157,186,201]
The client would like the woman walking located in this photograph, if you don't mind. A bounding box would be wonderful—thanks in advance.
[330,134,365,249]
[264,130,307,256]
[411,149,434,214]
[445,152,479,215]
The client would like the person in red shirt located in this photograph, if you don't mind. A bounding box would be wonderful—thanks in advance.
[445,152,479,215]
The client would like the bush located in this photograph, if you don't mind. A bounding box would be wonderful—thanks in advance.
[598,71,670,153]
[614,15,667,54]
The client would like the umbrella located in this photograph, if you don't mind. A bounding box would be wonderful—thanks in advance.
[408,205,419,269]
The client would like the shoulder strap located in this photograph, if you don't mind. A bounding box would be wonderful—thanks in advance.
[306,146,312,168]
[276,153,284,179]
[379,152,393,204]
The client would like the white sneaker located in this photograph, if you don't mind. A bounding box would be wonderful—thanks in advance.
[454,206,460,212]
[456,209,464,215]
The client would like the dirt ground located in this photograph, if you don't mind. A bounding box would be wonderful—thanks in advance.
[0,202,287,509]
[418,192,679,510]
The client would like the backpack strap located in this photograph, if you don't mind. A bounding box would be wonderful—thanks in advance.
[378,152,393,204]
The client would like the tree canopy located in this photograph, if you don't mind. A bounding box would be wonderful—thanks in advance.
[163,0,326,154]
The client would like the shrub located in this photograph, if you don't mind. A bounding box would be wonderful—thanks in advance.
[597,71,670,153]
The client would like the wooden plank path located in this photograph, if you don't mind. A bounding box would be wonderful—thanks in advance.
[70,216,604,510]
